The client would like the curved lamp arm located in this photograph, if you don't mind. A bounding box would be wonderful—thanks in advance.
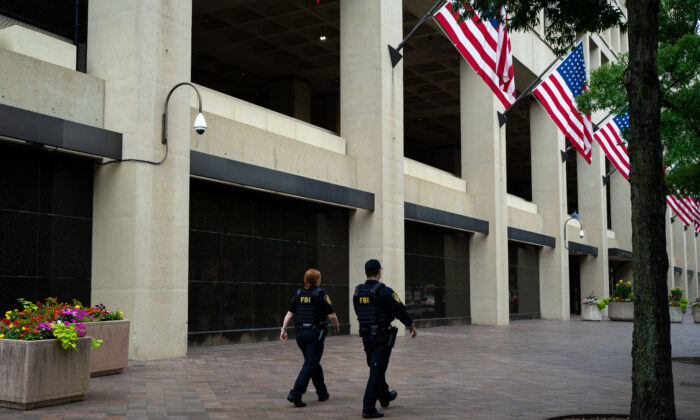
[563,213,584,250]
[162,82,204,145]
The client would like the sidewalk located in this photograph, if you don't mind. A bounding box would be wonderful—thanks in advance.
[1,317,698,419]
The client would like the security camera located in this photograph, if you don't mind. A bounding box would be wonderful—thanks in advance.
[579,230,585,239]
[194,112,207,135]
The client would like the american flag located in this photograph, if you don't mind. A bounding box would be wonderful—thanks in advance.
[433,1,515,109]
[533,43,593,163]
[595,110,630,180]
[666,194,694,226]
[686,196,700,233]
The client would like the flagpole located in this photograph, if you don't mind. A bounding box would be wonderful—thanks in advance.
[497,56,560,126]
[389,0,446,67]
[593,110,615,131]
[602,167,617,186]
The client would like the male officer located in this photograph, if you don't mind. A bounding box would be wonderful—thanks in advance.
[353,259,417,418]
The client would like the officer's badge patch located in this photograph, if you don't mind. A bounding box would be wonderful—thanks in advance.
[392,292,402,303]
[324,295,332,305]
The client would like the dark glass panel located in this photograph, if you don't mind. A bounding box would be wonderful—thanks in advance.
[40,160,93,218]
[0,210,37,277]
[316,245,348,286]
[221,283,252,330]
[38,215,92,278]
[190,181,221,232]
[316,207,348,247]
[252,199,282,239]
[188,281,222,333]
[252,284,280,329]
[279,204,312,242]
[0,146,39,212]
[0,277,36,313]
[221,235,253,283]
[221,192,253,236]
[404,221,469,321]
[253,238,281,283]
[280,241,308,285]
[188,231,220,282]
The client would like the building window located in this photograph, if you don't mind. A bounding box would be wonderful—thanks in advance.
[188,179,349,346]
[508,241,540,318]
[404,221,470,326]
[0,142,94,312]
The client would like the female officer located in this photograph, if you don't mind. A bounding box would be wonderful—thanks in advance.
[281,268,340,407]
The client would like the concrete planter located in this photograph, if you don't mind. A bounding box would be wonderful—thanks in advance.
[694,308,700,323]
[85,320,130,377]
[581,304,602,321]
[669,306,683,323]
[608,301,634,321]
[668,306,683,323]
[0,337,91,409]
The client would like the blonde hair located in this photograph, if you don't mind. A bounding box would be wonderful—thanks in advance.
[303,268,321,290]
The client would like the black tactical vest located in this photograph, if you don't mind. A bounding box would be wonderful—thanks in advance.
[294,287,324,323]
[353,282,389,325]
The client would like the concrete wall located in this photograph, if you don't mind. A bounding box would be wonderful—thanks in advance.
[0,48,103,127]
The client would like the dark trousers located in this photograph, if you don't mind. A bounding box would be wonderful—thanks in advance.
[361,334,393,412]
[290,328,327,398]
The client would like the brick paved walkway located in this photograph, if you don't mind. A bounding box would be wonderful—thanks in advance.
[1,316,699,420]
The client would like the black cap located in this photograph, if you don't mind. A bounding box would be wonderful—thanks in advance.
[365,259,382,273]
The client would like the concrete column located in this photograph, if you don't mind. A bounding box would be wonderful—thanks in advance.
[667,211,675,289]
[576,144,609,306]
[461,62,509,326]
[610,171,632,250]
[88,1,191,359]
[341,0,404,334]
[530,102,570,319]
[672,219,686,290]
[687,232,698,299]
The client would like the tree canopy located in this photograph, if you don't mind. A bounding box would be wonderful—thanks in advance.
[577,0,700,196]
[451,0,625,54]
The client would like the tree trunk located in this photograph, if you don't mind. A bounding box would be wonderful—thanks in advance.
[625,1,676,419]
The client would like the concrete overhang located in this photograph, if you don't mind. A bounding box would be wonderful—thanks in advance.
[608,248,633,261]
[0,103,121,160]
[404,202,488,234]
[190,150,374,211]
[507,227,555,248]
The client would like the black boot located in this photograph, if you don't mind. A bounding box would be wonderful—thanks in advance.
[380,390,397,408]
[362,410,384,418]
[318,392,330,401]
[287,393,307,407]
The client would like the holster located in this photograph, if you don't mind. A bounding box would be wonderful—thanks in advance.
[387,326,399,349]
[317,323,328,341]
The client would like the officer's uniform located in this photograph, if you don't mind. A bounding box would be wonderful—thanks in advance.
[353,279,413,414]
[288,285,334,400]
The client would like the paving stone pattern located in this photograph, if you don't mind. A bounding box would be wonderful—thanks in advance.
[1,317,698,419]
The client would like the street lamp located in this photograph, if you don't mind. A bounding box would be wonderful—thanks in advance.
[564,212,584,249]
[101,82,207,166]
[162,82,207,145]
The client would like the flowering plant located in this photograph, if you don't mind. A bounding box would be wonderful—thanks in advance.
[691,298,700,308]
[0,298,124,350]
[669,287,683,301]
[583,292,609,309]
[611,280,633,302]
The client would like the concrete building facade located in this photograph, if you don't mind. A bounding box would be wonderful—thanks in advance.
[0,0,697,360]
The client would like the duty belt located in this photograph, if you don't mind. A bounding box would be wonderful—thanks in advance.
[359,324,391,337]
[296,322,326,329]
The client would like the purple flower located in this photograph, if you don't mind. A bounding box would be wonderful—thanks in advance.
[64,321,70,326]
[78,331,86,337]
